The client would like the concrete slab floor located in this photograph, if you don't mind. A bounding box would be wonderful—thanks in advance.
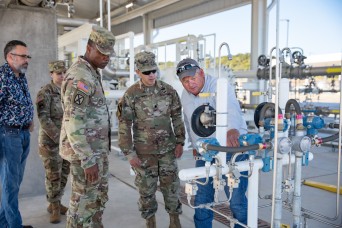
[19,137,342,228]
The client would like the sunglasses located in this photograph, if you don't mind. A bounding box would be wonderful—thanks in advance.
[141,70,157,75]
[176,63,198,75]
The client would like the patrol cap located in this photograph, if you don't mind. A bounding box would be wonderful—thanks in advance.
[89,25,116,56]
[134,51,158,72]
[176,58,200,80]
[48,60,66,73]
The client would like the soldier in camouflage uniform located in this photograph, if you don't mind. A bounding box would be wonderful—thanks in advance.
[59,25,115,228]
[117,51,185,228]
[36,60,70,224]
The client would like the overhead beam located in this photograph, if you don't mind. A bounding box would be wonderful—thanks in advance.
[110,0,181,26]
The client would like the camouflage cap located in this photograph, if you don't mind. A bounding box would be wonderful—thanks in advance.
[89,25,116,56]
[134,51,158,72]
[48,60,66,73]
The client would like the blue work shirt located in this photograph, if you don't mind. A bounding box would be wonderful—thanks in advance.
[0,62,34,126]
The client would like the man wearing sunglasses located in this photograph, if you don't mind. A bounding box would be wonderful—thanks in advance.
[0,40,34,228]
[117,51,185,228]
[177,58,248,228]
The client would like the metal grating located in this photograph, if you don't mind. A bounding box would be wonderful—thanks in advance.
[179,187,271,227]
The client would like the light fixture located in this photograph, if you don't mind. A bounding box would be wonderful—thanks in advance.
[125,2,133,8]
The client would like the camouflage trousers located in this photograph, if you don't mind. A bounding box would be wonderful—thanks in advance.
[39,144,70,203]
[133,151,182,219]
[66,155,109,228]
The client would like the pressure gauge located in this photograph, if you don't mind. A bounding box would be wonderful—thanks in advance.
[291,136,311,152]
[277,137,292,154]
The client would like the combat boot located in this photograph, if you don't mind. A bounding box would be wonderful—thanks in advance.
[59,201,68,215]
[169,214,181,228]
[146,215,156,228]
[47,201,68,215]
[50,202,61,224]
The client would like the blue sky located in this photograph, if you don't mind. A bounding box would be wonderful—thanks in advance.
[137,0,342,58]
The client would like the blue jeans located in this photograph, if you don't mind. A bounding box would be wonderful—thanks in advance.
[0,127,30,228]
[194,154,248,228]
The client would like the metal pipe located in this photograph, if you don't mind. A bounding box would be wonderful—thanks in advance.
[218,42,232,78]
[271,1,281,227]
[273,155,283,228]
[292,152,303,228]
[268,46,279,100]
[281,47,294,64]
[248,155,259,228]
[19,0,41,6]
[107,0,111,31]
[214,42,233,186]
[99,0,103,27]
[257,65,341,80]
[179,152,314,182]
[57,17,89,27]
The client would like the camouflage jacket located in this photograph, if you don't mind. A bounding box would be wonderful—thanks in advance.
[36,81,63,145]
[60,57,110,169]
[117,80,185,160]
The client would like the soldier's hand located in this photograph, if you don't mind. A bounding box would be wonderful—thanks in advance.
[226,129,240,147]
[84,164,99,183]
[175,144,183,158]
[129,156,142,168]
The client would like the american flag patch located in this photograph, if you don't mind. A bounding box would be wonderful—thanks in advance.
[77,81,89,93]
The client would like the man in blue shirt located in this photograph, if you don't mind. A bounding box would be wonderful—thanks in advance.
[177,58,248,228]
[0,40,34,228]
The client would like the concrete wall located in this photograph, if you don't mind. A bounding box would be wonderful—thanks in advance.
[0,5,58,197]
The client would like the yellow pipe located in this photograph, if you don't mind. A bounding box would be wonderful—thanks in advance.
[303,180,342,194]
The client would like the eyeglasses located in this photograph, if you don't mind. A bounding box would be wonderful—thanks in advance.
[10,53,32,59]
[141,70,157,75]
[176,63,198,75]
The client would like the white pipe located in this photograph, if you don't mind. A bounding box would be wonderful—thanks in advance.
[179,153,313,181]
[107,0,111,31]
[293,153,303,227]
[179,153,314,228]
[99,0,103,27]
[271,0,281,227]
[273,156,283,228]
[247,157,263,228]
[216,43,230,172]
[129,32,135,87]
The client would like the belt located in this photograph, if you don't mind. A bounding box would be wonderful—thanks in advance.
[2,124,30,130]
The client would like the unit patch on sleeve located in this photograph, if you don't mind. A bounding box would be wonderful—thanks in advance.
[72,90,89,108]
[74,93,85,105]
